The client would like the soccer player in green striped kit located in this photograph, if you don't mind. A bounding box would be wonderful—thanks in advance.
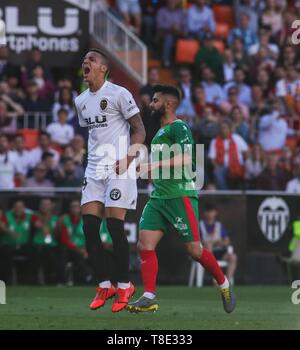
[127,85,236,313]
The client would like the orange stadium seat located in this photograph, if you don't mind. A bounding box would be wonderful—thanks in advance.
[215,23,230,38]
[213,5,235,28]
[18,129,39,150]
[213,40,225,54]
[175,39,200,64]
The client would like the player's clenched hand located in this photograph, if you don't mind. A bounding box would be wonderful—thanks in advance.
[136,162,158,177]
[114,156,135,175]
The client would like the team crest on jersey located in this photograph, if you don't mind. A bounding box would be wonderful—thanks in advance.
[110,188,121,201]
[100,99,108,111]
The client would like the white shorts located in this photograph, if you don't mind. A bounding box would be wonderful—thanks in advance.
[81,176,137,210]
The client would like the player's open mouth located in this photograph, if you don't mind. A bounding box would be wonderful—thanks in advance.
[83,66,90,76]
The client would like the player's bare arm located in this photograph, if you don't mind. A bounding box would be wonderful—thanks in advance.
[115,113,146,175]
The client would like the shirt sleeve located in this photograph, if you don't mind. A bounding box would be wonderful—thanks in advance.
[74,100,88,127]
[220,224,228,240]
[118,88,140,120]
[171,122,194,153]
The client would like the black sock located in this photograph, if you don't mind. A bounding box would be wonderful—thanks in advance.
[106,218,129,283]
[103,249,117,286]
[82,215,109,283]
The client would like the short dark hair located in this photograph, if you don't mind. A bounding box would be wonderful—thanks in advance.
[39,131,51,139]
[58,107,68,115]
[87,48,110,77]
[204,203,217,212]
[152,84,181,103]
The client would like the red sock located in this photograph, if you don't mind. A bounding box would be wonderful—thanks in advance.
[198,248,225,285]
[140,250,158,294]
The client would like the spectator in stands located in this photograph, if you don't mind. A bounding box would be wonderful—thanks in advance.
[25,48,52,81]
[257,154,290,190]
[29,131,60,169]
[200,66,224,105]
[41,152,59,183]
[244,144,265,189]
[192,85,218,119]
[22,81,50,128]
[0,134,23,189]
[140,67,160,106]
[0,84,24,116]
[0,100,17,135]
[222,48,236,84]
[6,73,25,102]
[0,200,36,284]
[223,67,252,106]
[25,163,54,188]
[116,0,142,35]
[231,37,251,73]
[279,45,299,69]
[60,146,85,181]
[254,69,273,98]
[52,87,76,123]
[286,163,300,194]
[186,0,216,40]
[31,198,61,285]
[209,119,248,189]
[194,32,223,83]
[195,105,220,151]
[228,12,258,51]
[57,199,92,285]
[248,27,279,59]
[46,108,75,146]
[176,67,197,126]
[279,145,294,176]
[279,11,297,46]
[11,134,32,177]
[220,86,249,120]
[230,105,250,143]
[0,47,18,81]
[276,65,300,117]
[261,0,284,39]
[200,203,237,284]
[156,0,186,68]
[258,100,289,152]
[70,135,86,167]
[54,78,77,101]
[28,65,55,100]
[140,0,160,48]
[234,0,259,33]
[55,157,83,187]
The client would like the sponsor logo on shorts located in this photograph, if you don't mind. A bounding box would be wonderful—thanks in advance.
[174,216,188,231]
[110,188,121,201]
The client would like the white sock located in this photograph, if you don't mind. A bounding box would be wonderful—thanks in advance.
[143,292,156,300]
[99,280,111,288]
[118,282,130,289]
[219,277,229,289]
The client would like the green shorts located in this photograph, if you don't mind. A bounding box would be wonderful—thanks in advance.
[139,197,201,243]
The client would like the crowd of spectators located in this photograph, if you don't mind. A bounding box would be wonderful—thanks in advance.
[136,0,300,192]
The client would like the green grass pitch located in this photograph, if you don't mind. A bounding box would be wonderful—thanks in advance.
[0,286,299,330]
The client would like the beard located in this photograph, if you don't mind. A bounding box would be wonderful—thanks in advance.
[151,105,165,121]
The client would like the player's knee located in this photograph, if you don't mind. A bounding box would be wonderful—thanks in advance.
[187,243,203,261]
[229,254,237,263]
[137,239,154,251]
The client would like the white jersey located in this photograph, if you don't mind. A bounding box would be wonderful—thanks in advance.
[74,81,140,180]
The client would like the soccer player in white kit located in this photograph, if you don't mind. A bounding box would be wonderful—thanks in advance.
[74,49,145,312]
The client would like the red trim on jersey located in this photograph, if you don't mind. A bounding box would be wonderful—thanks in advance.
[182,197,200,242]
[60,223,77,251]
